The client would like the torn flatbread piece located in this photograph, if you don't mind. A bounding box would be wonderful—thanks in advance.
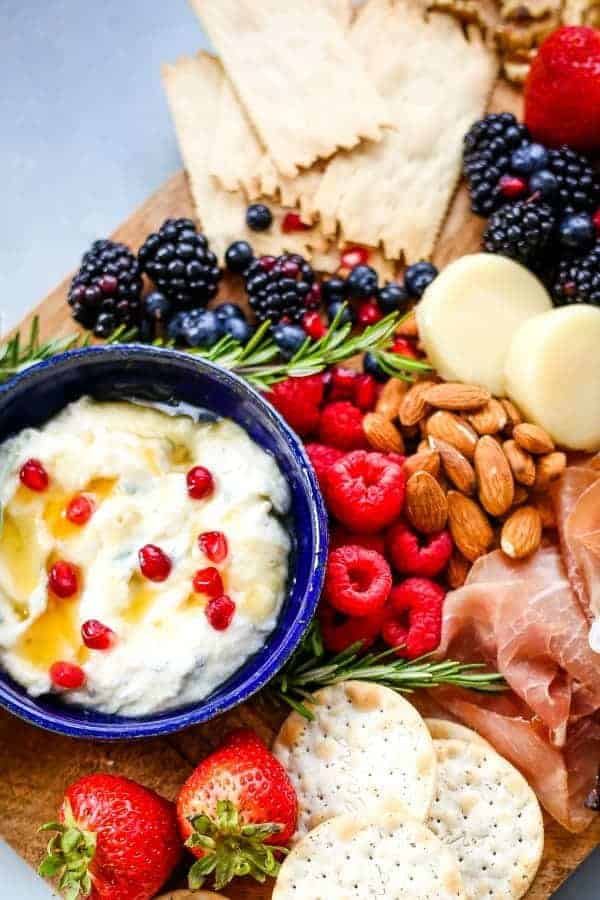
[189,0,390,177]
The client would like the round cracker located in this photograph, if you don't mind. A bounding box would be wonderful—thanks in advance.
[273,681,436,840]
[425,717,491,749]
[427,740,544,900]
[273,812,465,899]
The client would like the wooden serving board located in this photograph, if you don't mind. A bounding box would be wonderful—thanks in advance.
[0,80,598,899]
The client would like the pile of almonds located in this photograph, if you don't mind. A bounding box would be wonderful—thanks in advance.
[362,376,566,588]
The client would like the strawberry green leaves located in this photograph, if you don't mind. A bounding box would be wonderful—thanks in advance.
[38,802,96,899]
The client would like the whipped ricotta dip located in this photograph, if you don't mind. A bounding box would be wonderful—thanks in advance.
[0,397,291,716]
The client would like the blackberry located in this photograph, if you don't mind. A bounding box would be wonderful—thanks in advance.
[68,239,142,337]
[483,201,556,266]
[138,218,221,310]
[553,243,600,307]
[546,146,600,215]
[463,113,530,216]
[245,253,315,324]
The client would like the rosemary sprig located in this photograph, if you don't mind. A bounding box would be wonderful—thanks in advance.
[268,622,506,719]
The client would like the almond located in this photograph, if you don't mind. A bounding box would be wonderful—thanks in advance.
[426,411,478,459]
[513,423,555,455]
[500,398,523,433]
[403,449,441,479]
[375,378,408,421]
[396,311,419,338]
[422,382,491,411]
[399,380,436,427]
[532,492,557,529]
[405,471,448,534]
[474,435,515,517]
[417,438,430,454]
[503,439,536,487]
[446,550,471,589]
[428,436,476,495]
[513,485,529,506]
[534,451,567,490]
[447,492,494,562]
[466,398,508,435]
[363,412,405,454]
[501,506,542,560]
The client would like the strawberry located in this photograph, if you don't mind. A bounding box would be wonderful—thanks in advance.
[176,729,297,892]
[525,26,600,153]
[38,774,181,900]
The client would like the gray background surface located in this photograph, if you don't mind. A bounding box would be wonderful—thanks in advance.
[0,1,597,896]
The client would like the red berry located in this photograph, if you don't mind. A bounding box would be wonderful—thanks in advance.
[325,450,406,533]
[318,599,389,653]
[319,401,366,451]
[382,577,445,659]
[329,526,385,556]
[499,174,527,199]
[281,212,310,233]
[391,337,419,359]
[258,255,277,271]
[340,246,370,269]
[266,376,324,438]
[50,661,86,690]
[81,619,115,650]
[305,443,344,493]
[198,531,228,564]
[66,494,94,526]
[328,365,357,402]
[48,561,78,598]
[205,594,236,630]
[19,458,49,492]
[357,300,382,326]
[325,545,392,616]
[353,374,378,411]
[302,311,327,340]
[387,522,453,578]
[187,465,214,500]
[193,566,224,598]
[139,544,172,582]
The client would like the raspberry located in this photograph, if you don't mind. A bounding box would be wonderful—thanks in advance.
[318,599,389,653]
[329,526,385,556]
[319,401,367,451]
[266,376,323,438]
[186,466,214,500]
[328,366,357,402]
[325,451,406,533]
[382,578,445,659]
[325,545,392,616]
[353,374,378,411]
[305,443,344,493]
[387,522,453,578]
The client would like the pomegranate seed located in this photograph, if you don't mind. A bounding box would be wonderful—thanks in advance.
[499,175,527,199]
[81,619,115,650]
[193,567,224,599]
[66,494,94,526]
[50,661,86,690]
[392,337,419,359]
[48,561,78,599]
[329,365,357,401]
[198,531,228,564]
[281,212,310,233]
[258,255,277,272]
[358,300,382,326]
[205,595,236,630]
[340,246,370,269]
[354,374,378,411]
[302,311,327,340]
[186,466,214,500]
[19,459,49,492]
[305,282,322,309]
[594,209,600,234]
[138,544,172,582]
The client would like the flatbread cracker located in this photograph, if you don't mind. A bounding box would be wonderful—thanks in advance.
[273,812,466,899]
[425,717,492,748]
[428,740,544,900]
[273,681,437,841]
[309,0,498,261]
[189,0,390,177]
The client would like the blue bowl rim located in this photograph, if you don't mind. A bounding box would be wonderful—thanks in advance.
[0,344,328,739]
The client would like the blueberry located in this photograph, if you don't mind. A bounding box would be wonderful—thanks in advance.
[246,204,273,232]
[346,265,378,300]
[321,277,346,304]
[214,302,245,322]
[559,213,595,250]
[225,240,254,273]
[377,281,410,313]
[143,291,172,321]
[363,351,387,382]
[222,316,254,344]
[180,309,224,348]
[167,310,188,341]
[327,300,355,326]
[510,143,548,175]
[528,170,559,202]
[273,324,306,358]
[404,261,438,298]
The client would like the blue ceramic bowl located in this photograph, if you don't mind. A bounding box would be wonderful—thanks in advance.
[0,345,328,739]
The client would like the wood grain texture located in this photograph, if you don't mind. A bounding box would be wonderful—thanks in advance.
[1,77,598,900]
